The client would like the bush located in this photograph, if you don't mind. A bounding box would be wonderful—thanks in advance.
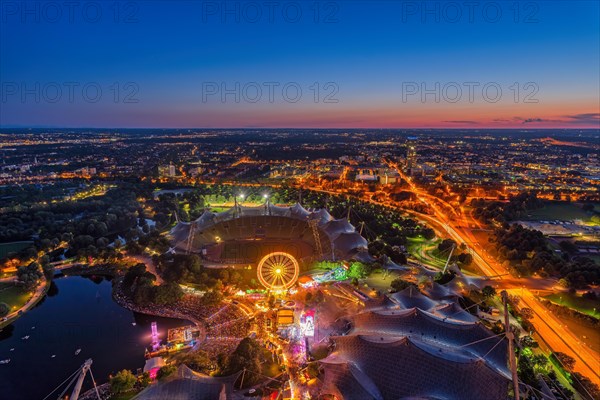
[156,365,177,380]
[390,278,415,292]
[482,285,497,298]
[110,369,136,394]
[552,352,576,371]
[434,271,455,285]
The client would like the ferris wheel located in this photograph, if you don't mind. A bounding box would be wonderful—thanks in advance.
[257,252,300,291]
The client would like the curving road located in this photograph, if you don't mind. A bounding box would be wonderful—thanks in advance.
[511,288,600,386]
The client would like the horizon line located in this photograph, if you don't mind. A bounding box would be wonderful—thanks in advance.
[1,126,599,131]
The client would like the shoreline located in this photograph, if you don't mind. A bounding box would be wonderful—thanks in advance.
[110,277,207,342]
[0,278,50,330]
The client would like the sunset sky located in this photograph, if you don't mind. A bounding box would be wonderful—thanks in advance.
[1,0,599,128]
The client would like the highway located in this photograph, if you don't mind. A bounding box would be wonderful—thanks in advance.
[387,163,600,386]
[512,288,600,386]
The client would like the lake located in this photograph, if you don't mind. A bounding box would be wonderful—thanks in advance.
[0,275,189,400]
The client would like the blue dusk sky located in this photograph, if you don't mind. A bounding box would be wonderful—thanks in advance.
[0,0,599,128]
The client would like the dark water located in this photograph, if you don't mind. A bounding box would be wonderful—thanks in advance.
[0,276,189,400]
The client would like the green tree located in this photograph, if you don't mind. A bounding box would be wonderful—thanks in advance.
[202,290,223,306]
[110,369,136,394]
[519,307,534,321]
[553,352,576,371]
[347,262,368,279]
[438,239,456,253]
[457,253,473,266]
[390,278,414,292]
[157,365,177,380]
[482,285,497,298]
[221,337,262,385]
[519,335,538,349]
[421,228,435,240]
[0,302,10,317]
[138,372,151,388]
[517,355,537,387]
[174,350,212,373]
[17,262,43,290]
[41,262,55,279]
[153,282,184,305]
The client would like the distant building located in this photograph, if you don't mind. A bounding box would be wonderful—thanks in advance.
[158,164,176,178]
[355,173,378,182]
[76,167,96,176]
[379,170,400,184]
[406,141,417,173]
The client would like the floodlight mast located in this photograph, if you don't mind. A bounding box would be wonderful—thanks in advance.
[502,290,521,400]
[442,244,456,274]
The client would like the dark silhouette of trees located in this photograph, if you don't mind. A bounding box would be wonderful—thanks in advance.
[390,278,416,292]
[491,224,599,287]
[482,285,497,298]
[471,192,543,224]
[220,337,263,385]
[17,262,43,290]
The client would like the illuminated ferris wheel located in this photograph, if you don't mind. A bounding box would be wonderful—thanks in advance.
[257,252,300,291]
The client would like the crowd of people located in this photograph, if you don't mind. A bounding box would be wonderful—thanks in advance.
[113,278,251,359]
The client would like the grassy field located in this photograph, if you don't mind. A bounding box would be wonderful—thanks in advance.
[524,204,592,222]
[406,236,448,269]
[544,292,600,318]
[0,241,33,259]
[207,203,264,213]
[0,282,30,311]
[208,206,230,213]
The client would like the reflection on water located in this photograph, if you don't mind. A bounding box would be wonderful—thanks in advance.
[0,275,189,400]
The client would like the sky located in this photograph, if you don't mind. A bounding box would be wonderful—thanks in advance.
[1,0,599,129]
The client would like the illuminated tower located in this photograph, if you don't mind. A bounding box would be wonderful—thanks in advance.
[406,138,417,174]
[151,322,160,351]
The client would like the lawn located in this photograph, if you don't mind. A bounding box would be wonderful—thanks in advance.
[524,203,592,222]
[208,206,235,213]
[0,241,34,259]
[406,236,447,269]
[0,282,30,311]
[544,292,600,319]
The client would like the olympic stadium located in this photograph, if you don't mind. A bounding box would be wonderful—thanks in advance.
[169,203,370,290]
[319,286,512,400]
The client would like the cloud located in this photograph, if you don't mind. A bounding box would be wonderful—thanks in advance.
[512,114,599,125]
[442,120,479,124]
[562,113,600,125]
[508,117,561,124]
